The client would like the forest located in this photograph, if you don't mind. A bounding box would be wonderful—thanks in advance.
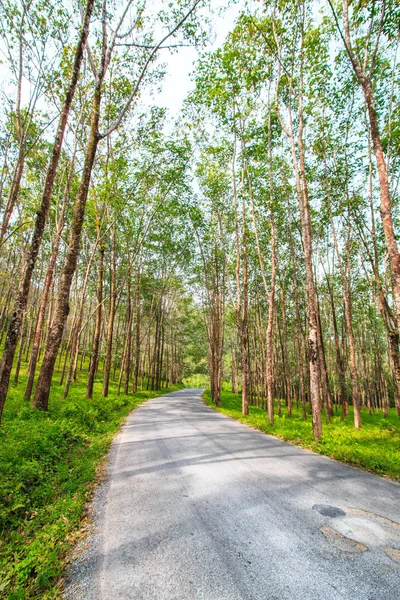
[0,0,399,597]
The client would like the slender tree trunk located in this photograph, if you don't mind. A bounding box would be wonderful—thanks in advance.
[165,329,170,388]
[12,309,26,386]
[266,215,276,424]
[240,173,249,416]
[330,207,361,428]
[86,247,104,399]
[297,124,322,438]
[276,55,322,437]
[24,164,72,400]
[326,275,347,418]
[336,0,400,342]
[388,333,400,415]
[102,228,117,397]
[132,267,141,393]
[124,271,132,395]
[151,304,161,391]
[59,308,78,387]
[289,227,306,420]
[361,83,400,335]
[64,246,95,398]
[0,147,25,246]
[24,308,34,362]
[280,285,292,417]
[316,297,333,420]
[117,332,128,396]
[0,0,94,421]
[231,341,238,394]
[32,77,102,411]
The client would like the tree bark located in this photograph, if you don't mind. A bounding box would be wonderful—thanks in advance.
[326,274,347,418]
[336,0,400,345]
[280,284,292,417]
[24,163,72,400]
[329,201,361,428]
[124,270,132,395]
[102,228,117,397]
[32,75,102,411]
[132,267,141,393]
[0,148,25,247]
[87,247,104,398]
[0,0,94,421]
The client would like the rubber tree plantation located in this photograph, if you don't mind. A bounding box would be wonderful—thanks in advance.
[0,0,399,597]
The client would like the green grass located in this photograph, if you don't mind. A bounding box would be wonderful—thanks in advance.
[0,367,182,599]
[203,390,400,481]
[182,374,209,388]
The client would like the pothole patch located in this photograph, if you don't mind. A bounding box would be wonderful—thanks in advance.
[313,504,346,518]
[332,516,393,547]
[346,508,400,532]
[382,547,400,563]
[317,506,400,563]
[321,526,367,553]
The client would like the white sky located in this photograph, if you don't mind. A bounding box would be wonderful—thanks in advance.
[0,1,245,142]
[151,2,242,115]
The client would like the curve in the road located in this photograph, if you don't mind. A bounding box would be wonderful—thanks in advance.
[64,388,400,600]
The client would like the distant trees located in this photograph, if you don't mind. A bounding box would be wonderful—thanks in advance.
[0,0,399,442]
[188,0,400,438]
[0,0,207,421]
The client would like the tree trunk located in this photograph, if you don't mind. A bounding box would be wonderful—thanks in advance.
[102,228,117,397]
[64,245,95,399]
[12,309,26,386]
[24,163,72,400]
[326,275,347,418]
[276,64,322,438]
[240,176,249,416]
[329,205,361,428]
[87,247,104,399]
[297,121,322,439]
[32,77,102,411]
[132,267,141,393]
[0,147,25,246]
[0,0,94,422]
[231,341,238,394]
[338,0,400,353]
[289,225,306,420]
[316,297,333,420]
[266,215,276,424]
[280,285,292,417]
[124,271,132,395]
[388,333,400,415]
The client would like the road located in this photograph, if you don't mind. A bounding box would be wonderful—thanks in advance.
[65,388,400,600]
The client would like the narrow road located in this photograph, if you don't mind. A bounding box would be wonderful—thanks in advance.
[65,389,400,600]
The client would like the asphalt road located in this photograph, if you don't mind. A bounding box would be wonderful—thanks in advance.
[65,388,400,600]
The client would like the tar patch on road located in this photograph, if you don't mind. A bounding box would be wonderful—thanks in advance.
[313,504,346,518]
[315,505,400,564]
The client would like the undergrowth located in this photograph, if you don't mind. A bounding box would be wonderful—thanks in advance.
[0,369,182,599]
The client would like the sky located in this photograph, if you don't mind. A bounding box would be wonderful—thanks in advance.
[0,0,246,143]
[149,2,242,116]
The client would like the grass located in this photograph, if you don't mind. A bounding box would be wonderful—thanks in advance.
[182,374,209,388]
[203,390,400,481]
[0,366,182,600]
[2,373,398,599]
